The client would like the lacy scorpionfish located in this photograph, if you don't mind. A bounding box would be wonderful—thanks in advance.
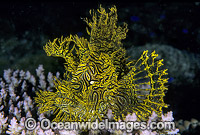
[35,5,168,122]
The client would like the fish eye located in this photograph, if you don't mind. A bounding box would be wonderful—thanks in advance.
[90,81,95,84]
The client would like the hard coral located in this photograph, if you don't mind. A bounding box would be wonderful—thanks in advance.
[35,5,168,122]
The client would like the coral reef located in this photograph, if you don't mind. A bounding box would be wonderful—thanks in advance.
[0,65,180,135]
[1,2,200,135]
[0,65,59,134]
[0,65,80,134]
[0,4,188,135]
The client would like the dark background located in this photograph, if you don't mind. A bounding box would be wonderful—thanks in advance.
[0,2,200,133]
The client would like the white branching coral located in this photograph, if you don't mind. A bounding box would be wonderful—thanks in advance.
[0,112,8,134]
[36,65,47,90]
[0,65,59,134]
[6,117,23,135]
[0,65,181,134]
[106,109,179,135]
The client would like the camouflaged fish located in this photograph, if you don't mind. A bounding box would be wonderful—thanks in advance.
[35,5,168,122]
